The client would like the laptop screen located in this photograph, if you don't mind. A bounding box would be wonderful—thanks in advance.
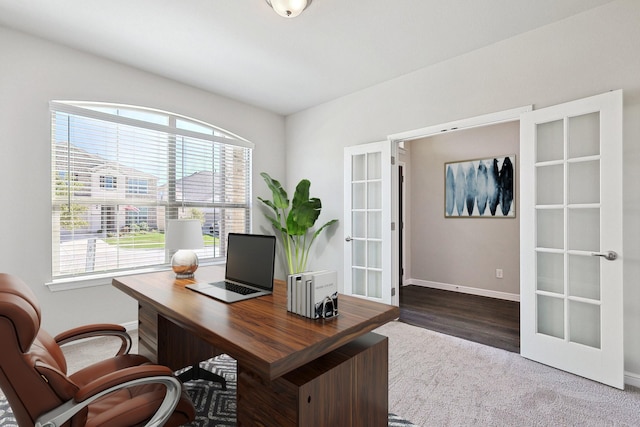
[224,233,276,290]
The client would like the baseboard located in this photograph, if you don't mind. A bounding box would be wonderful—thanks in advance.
[624,371,640,388]
[122,320,138,331]
[405,278,520,302]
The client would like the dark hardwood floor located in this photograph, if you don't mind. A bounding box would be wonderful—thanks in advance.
[399,285,520,353]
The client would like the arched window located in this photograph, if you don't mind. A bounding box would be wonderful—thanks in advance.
[50,101,253,281]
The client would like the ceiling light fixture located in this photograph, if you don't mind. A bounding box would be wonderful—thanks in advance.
[265,0,312,18]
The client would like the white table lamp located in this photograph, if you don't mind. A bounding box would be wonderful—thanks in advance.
[165,219,204,278]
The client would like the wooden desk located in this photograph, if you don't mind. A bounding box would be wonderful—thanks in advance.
[113,266,399,426]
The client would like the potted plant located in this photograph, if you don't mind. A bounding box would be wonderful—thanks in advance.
[258,172,338,274]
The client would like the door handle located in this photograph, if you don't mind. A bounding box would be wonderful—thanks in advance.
[345,236,352,242]
[591,251,618,261]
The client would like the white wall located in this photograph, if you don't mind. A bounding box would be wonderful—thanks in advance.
[0,26,286,335]
[285,0,640,377]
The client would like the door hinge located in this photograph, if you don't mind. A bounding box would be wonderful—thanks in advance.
[391,287,396,297]
[391,156,396,165]
[391,222,396,231]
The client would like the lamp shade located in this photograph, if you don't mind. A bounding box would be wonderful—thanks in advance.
[165,219,204,278]
[165,219,204,250]
[266,0,311,18]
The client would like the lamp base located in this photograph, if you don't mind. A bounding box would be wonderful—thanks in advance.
[171,249,199,279]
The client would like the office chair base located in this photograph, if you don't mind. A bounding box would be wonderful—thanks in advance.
[177,363,227,390]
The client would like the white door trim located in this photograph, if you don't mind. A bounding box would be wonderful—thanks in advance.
[388,106,532,142]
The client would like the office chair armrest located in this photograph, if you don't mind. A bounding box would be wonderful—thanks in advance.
[35,365,182,427]
[75,365,176,401]
[54,323,132,355]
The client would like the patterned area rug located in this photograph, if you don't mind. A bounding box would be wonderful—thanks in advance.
[0,354,416,426]
[179,355,238,426]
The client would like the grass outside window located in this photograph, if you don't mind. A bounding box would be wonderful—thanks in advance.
[105,232,218,249]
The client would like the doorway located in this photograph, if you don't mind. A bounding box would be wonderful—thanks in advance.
[393,117,523,353]
[395,119,522,298]
[389,106,530,304]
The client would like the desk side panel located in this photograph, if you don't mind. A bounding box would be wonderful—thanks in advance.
[352,334,388,426]
[238,367,299,426]
[157,314,224,371]
[237,332,388,427]
[138,302,158,363]
[296,358,353,427]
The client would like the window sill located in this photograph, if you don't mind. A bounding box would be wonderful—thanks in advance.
[46,261,225,292]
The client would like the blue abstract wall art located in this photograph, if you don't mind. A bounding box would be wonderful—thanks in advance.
[445,155,515,217]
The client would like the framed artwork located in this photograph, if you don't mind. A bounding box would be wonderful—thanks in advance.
[445,155,515,218]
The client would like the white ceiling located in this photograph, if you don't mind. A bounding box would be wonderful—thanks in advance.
[0,0,615,115]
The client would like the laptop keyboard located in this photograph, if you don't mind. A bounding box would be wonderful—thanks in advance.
[219,281,259,295]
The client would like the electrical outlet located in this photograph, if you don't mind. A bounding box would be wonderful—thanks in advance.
[496,269,503,279]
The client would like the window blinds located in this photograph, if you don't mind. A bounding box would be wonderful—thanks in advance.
[50,101,253,279]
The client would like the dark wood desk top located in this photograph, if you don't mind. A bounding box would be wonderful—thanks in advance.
[113,266,399,380]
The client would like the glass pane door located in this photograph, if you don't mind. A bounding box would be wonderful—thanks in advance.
[535,112,602,348]
[350,151,383,298]
[343,141,393,304]
[521,90,623,389]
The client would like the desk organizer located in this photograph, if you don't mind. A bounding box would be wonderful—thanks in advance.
[287,270,338,319]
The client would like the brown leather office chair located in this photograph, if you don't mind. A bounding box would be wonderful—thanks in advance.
[0,273,196,427]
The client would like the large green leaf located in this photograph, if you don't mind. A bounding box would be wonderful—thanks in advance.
[263,213,287,234]
[257,196,277,213]
[287,180,321,235]
[286,212,306,235]
[290,198,321,231]
[312,219,338,240]
[291,179,310,210]
[260,172,289,209]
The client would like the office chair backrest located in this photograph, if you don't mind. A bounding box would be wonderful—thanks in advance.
[0,273,87,426]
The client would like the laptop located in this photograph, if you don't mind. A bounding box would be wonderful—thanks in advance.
[186,233,276,303]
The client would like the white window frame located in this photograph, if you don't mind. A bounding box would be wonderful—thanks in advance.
[48,101,254,290]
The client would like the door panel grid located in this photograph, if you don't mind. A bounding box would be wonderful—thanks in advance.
[521,90,623,389]
[534,113,602,349]
[350,152,383,299]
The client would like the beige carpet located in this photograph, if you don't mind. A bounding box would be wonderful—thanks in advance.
[374,321,640,426]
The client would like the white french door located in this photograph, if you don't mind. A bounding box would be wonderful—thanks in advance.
[520,90,624,388]
[343,141,394,305]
